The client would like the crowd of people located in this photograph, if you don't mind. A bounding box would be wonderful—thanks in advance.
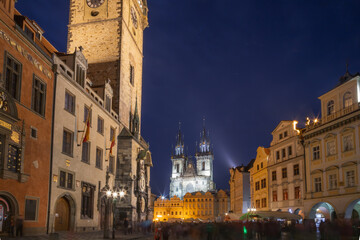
[151,218,360,240]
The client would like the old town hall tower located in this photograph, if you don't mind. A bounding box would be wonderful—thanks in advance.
[67,0,148,129]
[66,0,152,225]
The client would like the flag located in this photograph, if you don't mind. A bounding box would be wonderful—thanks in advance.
[83,117,90,143]
[110,129,116,154]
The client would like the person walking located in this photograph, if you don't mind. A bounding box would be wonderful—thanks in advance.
[124,218,129,235]
[16,215,23,237]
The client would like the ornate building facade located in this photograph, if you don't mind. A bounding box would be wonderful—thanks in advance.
[169,125,216,199]
[0,1,56,235]
[154,190,229,222]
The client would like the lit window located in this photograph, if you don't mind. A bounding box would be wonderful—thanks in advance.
[343,92,353,108]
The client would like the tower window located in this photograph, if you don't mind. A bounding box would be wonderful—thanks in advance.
[130,64,135,86]
[176,164,179,173]
[76,65,85,87]
[105,95,111,112]
[202,162,205,171]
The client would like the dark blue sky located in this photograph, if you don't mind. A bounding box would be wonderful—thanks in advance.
[16,0,360,197]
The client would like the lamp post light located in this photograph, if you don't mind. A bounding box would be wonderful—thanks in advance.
[102,170,126,239]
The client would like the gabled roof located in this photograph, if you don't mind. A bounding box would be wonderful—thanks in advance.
[271,121,293,134]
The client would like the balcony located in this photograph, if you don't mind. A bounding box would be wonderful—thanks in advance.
[306,103,360,131]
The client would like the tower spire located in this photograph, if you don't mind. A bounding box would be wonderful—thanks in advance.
[174,122,184,157]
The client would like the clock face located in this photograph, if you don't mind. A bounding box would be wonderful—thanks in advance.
[131,7,138,29]
[86,0,105,8]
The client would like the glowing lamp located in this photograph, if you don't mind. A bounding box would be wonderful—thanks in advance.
[120,191,125,198]
[112,192,118,198]
[106,190,112,197]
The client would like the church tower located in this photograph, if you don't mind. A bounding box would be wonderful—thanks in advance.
[170,125,186,197]
[67,0,148,130]
[195,121,215,190]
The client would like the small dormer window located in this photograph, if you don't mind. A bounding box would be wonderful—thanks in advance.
[279,133,283,140]
[76,65,85,87]
[105,95,111,112]
[24,25,34,40]
[344,92,352,108]
[284,131,288,137]
[35,32,41,40]
[327,100,334,116]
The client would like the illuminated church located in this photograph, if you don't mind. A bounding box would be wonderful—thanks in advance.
[169,123,216,199]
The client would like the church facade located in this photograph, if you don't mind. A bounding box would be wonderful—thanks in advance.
[169,125,216,199]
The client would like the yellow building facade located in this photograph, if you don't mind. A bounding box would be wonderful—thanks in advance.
[154,190,229,222]
[250,147,270,210]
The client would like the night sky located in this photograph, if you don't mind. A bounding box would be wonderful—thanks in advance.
[16,0,360,197]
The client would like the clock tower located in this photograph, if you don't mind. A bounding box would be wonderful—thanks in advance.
[67,0,148,130]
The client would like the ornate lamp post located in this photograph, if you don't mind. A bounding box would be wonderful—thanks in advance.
[102,170,126,239]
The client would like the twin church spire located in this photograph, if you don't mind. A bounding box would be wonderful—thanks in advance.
[172,119,212,158]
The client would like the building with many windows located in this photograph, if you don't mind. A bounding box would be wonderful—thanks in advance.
[229,160,253,214]
[303,70,360,220]
[268,121,305,217]
[0,0,56,235]
[154,190,229,222]
[48,49,119,233]
[249,147,270,210]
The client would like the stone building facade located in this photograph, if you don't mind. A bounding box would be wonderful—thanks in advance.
[0,1,56,235]
[303,70,360,220]
[268,121,305,217]
[170,126,216,199]
[48,49,119,233]
[229,160,253,214]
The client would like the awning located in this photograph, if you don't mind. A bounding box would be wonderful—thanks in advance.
[240,211,302,220]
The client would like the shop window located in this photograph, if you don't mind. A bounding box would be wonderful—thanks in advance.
[283,189,288,200]
[294,187,300,199]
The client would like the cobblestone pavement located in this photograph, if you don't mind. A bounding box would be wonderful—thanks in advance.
[0,231,153,240]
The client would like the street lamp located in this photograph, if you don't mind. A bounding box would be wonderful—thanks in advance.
[102,170,126,239]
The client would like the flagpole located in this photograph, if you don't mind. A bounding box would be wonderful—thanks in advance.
[78,104,92,146]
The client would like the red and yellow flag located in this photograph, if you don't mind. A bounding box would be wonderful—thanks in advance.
[83,117,90,143]
[110,129,116,154]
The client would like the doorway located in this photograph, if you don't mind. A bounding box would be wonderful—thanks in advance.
[54,197,70,231]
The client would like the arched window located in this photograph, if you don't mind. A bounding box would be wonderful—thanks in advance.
[344,92,353,108]
[327,100,334,116]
